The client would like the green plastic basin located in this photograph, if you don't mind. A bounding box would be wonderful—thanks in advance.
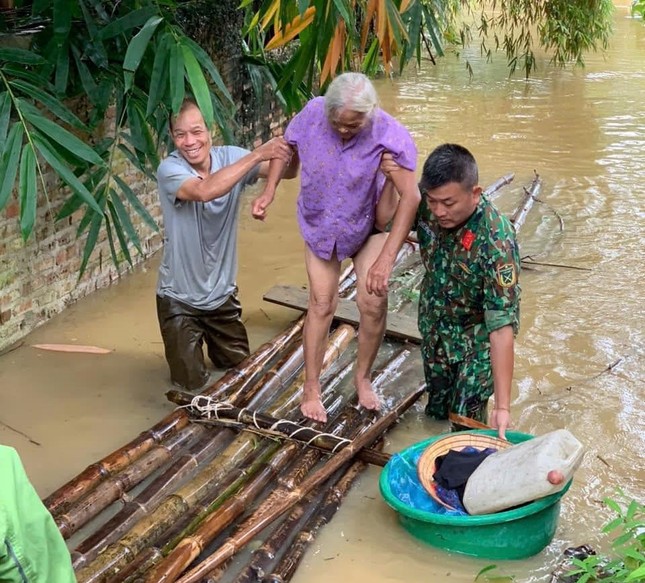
[379,430,572,560]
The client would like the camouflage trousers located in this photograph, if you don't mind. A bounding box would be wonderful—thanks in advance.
[421,342,493,424]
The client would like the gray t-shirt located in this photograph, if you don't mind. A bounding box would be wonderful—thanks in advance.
[156,146,259,310]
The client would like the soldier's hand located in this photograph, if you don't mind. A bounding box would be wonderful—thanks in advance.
[489,408,511,441]
[255,137,293,163]
[380,152,402,179]
[366,255,394,297]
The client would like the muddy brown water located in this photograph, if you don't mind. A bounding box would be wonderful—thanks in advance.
[1,4,643,582]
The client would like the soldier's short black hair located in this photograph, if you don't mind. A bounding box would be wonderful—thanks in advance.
[419,144,479,193]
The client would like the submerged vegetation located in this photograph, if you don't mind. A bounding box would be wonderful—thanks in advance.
[0,0,615,272]
[474,497,645,583]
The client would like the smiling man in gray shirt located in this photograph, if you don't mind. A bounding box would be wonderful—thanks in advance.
[156,98,297,391]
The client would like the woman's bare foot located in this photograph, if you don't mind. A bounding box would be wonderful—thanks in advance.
[356,377,381,411]
[301,381,327,422]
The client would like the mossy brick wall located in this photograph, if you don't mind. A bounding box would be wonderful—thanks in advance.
[0,5,289,352]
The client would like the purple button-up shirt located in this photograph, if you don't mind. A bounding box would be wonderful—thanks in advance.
[285,97,417,261]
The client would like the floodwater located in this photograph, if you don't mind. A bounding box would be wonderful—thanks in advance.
[1,3,643,582]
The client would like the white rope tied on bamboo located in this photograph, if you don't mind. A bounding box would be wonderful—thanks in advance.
[185,395,352,453]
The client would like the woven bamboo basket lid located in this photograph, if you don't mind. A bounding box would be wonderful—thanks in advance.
[417,433,511,510]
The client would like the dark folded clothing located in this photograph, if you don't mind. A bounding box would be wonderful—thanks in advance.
[433,446,497,504]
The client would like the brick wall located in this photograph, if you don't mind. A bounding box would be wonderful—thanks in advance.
[0,12,289,352]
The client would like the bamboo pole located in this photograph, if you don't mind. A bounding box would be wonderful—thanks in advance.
[105,547,164,583]
[175,382,426,583]
[58,424,204,539]
[104,383,350,581]
[265,458,369,583]
[71,428,234,569]
[511,172,541,229]
[45,320,304,516]
[484,173,515,200]
[75,325,355,583]
[167,392,392,467]
[147,405,369,583]
[72,338,308,569]
[234,440,382,583]
[231,491,321,583]
[141,346,406,582]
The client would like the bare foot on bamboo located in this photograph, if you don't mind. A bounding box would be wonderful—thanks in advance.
[301,382,327,423]
[356,378,381,412]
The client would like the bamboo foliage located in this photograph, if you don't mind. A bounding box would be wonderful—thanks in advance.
[242,0,439,96]
[0,0,237,270]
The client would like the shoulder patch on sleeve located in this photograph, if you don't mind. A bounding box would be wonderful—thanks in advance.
[496,263,517,287]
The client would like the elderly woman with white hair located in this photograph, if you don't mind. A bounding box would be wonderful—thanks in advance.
[252,72,420,423]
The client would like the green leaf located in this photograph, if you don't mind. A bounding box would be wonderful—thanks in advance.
[53,0,73,36]
[109,187,141,254]
[19,100,104,166]
[182,37,234,107]
[9,80,88,131]
[475,565,499,581]
[605,498,624,515]
[104,213,122,268]
[181,44,214,129]
[2,65,56,91]
[169,40,186,114]
[0,123,24,211]
[78,210,103,277]
[32,134,103,214]
[18,144,37,241]
[0,48,46,65]
[123,16,164,92]
[625,564,645,581]
[117,143,150,178]
[0,92,12,146]
[56,193,84,221]
[146,33,171,117]
[77,0,109,68]
[96,6,159,40]
[603,517,624,534]
[113,175,159,233]
[107,198,133,264]
[421,4,445,57]
[54,40,70,95]
[332,0,353,27]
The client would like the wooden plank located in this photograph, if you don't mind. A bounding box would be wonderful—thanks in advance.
[263,285,421,344]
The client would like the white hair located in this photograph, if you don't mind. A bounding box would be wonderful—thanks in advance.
[324,72,379,119]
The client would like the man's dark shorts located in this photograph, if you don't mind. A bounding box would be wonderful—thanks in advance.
[156,292,250,391]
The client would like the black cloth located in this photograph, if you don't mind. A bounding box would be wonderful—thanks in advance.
[433,447,496,502]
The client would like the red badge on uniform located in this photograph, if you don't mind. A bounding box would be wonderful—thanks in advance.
[461,229,475,251]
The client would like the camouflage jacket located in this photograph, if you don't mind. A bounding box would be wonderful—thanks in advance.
[416,196,521,363]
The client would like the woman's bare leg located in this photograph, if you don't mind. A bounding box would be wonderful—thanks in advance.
[301,245,342,422]
[352,232,389,410]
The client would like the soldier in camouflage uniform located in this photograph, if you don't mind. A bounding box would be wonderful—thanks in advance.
[383,144,520,438]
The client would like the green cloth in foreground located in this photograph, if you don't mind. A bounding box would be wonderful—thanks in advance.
[0,445,75,583]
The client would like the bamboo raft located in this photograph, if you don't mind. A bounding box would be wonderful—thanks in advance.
[47,174,543,583]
